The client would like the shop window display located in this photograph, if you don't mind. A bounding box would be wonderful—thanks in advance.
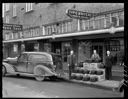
[78,41,92,63]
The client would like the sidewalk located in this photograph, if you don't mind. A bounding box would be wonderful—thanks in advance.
[60,72,120,92]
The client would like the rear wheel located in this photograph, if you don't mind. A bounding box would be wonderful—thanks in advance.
[34,66,45,81]
[2,66,6,76]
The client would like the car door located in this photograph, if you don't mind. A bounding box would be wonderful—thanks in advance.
[16,53,28,72]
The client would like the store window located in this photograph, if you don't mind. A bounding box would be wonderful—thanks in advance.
[78,41,91,63]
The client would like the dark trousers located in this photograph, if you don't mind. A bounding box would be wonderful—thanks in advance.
[105,67,112,80]
[69,65,74,80]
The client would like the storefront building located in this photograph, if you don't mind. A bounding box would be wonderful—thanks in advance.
[3,3,124,71]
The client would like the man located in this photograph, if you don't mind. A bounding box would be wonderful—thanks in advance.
[67,50,77,80]
[105,50,113,80]
[91,50,101,62]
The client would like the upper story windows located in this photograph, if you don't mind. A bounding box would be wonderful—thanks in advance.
[5,3,10,12]
[79,9,124,31]
[13,3,17,17]
[26,3,33,12]
[5,15,9,23]
[2,3,4,18]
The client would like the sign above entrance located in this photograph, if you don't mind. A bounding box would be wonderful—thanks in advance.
[66,9,97,19]
[3,23,23,31]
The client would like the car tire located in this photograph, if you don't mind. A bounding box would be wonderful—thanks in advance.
[2,66,6,77]
[34,66,45,81]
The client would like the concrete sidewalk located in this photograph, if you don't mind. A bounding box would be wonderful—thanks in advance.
[60,72,120,91]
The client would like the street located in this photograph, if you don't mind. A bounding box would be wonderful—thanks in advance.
[2,75,122,98]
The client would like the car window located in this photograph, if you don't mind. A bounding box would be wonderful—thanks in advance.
[18,54,27,62]
[28,54,51,62]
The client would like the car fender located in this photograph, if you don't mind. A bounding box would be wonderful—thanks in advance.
[2,62,16,73]
[34,65,57,76]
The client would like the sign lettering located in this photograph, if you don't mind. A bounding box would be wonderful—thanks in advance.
[3,23,23,31]
[66,9,98,19]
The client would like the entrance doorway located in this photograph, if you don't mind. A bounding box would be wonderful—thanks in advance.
[62,42,72,71]
[51,42,61,54]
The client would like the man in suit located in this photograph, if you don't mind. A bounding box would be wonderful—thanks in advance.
[105,50,113,80]
[67,50,77,80]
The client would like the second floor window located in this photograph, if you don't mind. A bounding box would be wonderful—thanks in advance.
[2,3,5,18]
[5,15,9,23]
[5,3,10,12]
[13,3,17,17]
[26,3,33,12]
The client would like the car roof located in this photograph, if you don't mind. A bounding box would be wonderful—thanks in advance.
[22,52,60,56]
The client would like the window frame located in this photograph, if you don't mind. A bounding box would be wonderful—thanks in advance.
[5,3,10,12]
[5,15,9,23]
[12,3,17,17]
[26,3,33,12]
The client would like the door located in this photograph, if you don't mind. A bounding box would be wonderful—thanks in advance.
[16,53,28,72]
[62,42,72,71]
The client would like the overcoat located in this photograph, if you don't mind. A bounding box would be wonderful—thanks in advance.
[67,54,76,67]
[105,54,113,68]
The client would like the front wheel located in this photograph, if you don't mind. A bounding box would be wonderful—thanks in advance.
[34,66,45,81]
[2,66,6,76]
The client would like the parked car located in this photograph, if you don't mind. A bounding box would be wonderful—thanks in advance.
[2,52,61,81]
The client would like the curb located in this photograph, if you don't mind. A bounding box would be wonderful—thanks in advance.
[61,77,119,91]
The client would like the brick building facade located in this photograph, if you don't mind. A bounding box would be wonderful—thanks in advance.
[3,3,124,71]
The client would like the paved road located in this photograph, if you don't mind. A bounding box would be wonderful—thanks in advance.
[2,75,122,98]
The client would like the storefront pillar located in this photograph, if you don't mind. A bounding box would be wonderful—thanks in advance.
[72,39,78,64]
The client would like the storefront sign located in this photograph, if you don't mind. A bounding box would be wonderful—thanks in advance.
[3,23,23,31]
[66,9,97,19]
